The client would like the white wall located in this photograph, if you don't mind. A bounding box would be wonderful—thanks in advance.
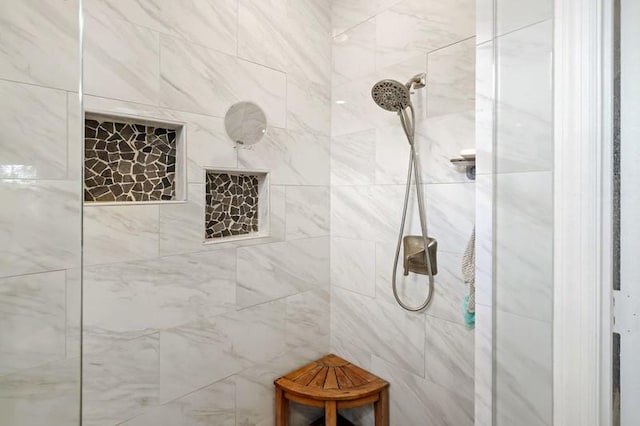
[80,0,332,425]
[0,1,82,425]
[329,0,477,424]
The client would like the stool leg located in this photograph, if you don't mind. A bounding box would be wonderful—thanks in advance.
[275,387,288,426]
[374,388,389,426]
[325,401,337,426]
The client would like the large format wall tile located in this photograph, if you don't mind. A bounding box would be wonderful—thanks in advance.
[286,72,332,136]
[332,287,425,376]
[427,38,476,117]
[425,182,476,254]
[0,180,80,278]
[122,378,235,426]
[221,299,288,365]
[238,129,330,186]
[159,321,247,403]
[375,0,475,69]
[375,124,412,185]
[475,174,493,307]
[496,0,553,37]
[83,251,236,341]
[83,334,160,426]
[158,184,207,255]
[160,35,286,127]
[496,20,553,173]
[236,237,329,308]
[286,0,331,136]
[84,14,160,105]
[0,81,68,180]
[83,0,166,34]
[285,186,330,239]
[332,19,376,87]
[83,205,160,266]
[234,347,326,426]
[238,0,288,71]
[371,355,474,426]
[332,78,378,137]
[161,0,237,55]
[331,237,376,297]
[475,41,494,175]
[475,304,493,426]
[85,0,238,56]
[0,358,80,426]
[176,112,238,183]
[331,0,402,37]
[424,316,475,398]
[0,0,79,91]
[331,0,376,37]
[285,289,330,350]
[495,310,552,426]
[0,272,67,375]
[331,130,376,185]
[66,269,82,359]
[160,32,236,116]
[476,0,494,45]
[67,92,83,181]
[331,185,407,243]
[417,111,475,184]
[495,172,553,322]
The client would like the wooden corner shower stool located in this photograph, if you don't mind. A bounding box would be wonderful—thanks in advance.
[274,354,389,426]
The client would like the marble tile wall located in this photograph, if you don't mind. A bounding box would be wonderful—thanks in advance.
[474,2,555,426]
[329,0,476,424]
[0,1,82,425]
[80,0,332,425]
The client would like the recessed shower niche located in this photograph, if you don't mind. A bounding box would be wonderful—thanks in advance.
[84,113,186,203]
[205,169,269,241]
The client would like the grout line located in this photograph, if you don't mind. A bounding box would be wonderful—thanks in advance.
[0,268,69,281]
[66,92,71,180]
[493,17,554,40]
[0,76,74,93]
[425,35,477,57]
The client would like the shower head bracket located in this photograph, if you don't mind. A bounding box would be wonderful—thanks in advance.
[405,73,427,90]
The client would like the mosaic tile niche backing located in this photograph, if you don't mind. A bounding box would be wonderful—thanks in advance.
[84,118,177,202]
[206,172,260,239]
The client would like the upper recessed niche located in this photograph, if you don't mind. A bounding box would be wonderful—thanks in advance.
[205,169,269,242]
[84,114,185,204]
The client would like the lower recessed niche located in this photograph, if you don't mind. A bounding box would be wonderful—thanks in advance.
[205,169,269,241]
[84,113,185,204]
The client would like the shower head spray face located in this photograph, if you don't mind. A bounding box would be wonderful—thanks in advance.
[371,79,411,112]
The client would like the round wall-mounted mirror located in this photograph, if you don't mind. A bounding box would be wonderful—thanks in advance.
[224,102,267,146]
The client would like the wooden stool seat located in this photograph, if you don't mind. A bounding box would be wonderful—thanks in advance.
[274,354,389,426]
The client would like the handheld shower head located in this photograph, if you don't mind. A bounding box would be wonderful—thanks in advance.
[371,79,411,112]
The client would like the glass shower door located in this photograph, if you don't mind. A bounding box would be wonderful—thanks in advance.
[0,1,83,425]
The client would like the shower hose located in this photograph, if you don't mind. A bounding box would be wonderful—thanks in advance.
[392,103,435,312]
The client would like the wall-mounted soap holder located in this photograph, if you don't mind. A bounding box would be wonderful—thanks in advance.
[450,156,476,180]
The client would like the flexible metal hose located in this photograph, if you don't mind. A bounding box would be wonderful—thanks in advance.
[391,104,435,312]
